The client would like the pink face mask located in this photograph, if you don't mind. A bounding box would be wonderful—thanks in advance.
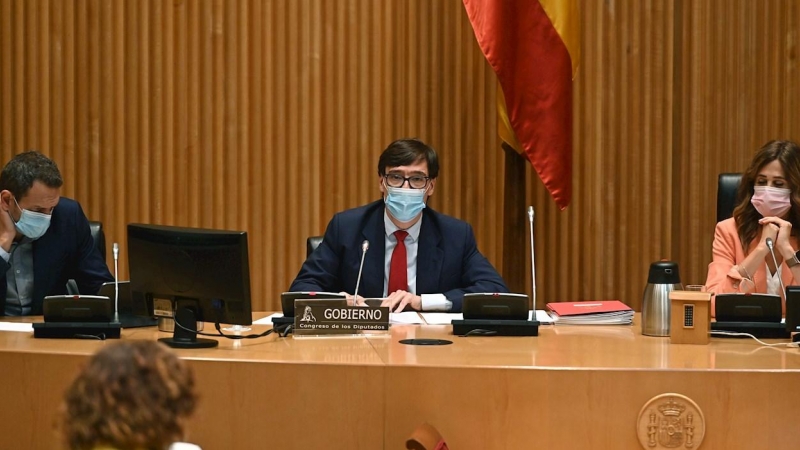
[751,186,792,217]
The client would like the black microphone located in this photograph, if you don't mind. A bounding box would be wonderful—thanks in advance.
[528,206,537,309]
[765,238,786,297]
[353,240,369,305]
[113,243,120,323]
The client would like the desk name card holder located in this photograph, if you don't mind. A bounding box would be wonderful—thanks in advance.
[293,299,390,338]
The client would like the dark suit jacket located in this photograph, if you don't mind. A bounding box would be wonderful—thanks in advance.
[0,197,114,315]
[289,200,508,312]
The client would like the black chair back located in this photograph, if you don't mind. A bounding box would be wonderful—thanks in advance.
[66,221,106,294]
[306,236,323,257]
[89,221,106,259]
[717,173,742,223]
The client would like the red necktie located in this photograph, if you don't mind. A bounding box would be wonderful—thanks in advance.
[388,230,409,294]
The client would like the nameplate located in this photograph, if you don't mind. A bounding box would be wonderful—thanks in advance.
[293,301,390,336]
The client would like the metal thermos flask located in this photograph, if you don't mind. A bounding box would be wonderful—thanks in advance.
[642,261,683,336]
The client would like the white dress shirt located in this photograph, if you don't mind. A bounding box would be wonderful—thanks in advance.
[383,211,452,311]
[766,263,783,297]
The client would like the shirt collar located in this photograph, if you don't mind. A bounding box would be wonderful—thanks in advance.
[384,210,422,242]
[11,236,33,249]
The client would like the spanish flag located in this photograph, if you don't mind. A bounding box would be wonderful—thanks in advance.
[463,0,580,210]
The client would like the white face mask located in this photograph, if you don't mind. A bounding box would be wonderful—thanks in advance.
[384,185,426,222]
[10,197,52,239]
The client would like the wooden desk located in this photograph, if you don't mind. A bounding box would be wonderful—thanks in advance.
[1,315,798,449]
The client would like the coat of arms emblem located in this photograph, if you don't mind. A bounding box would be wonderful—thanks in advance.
[637,393,705,449]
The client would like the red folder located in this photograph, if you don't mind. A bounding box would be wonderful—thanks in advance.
[546,300,632,316]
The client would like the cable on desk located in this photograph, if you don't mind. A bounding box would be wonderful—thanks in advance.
[278,324,293,338]
[461,328,497,337]
[710,330,800,348]
[73,333,106,340]
[173,315,275,340]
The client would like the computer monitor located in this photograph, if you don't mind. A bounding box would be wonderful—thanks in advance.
[127,223,253,349]
[97,281,158,328]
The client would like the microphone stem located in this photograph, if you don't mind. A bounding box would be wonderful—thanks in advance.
[529,217,536,310]
[353,249,367,304]
[113,243,119,323]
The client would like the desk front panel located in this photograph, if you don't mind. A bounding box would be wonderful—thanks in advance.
[374,323,800,449]
[384,366,799,449]
[0,320,386,450]
[1,315,798,449]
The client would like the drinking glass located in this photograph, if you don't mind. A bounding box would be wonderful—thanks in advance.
[684,285,706,292]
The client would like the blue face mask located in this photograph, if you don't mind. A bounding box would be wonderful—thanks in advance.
[11,197,52,240]
[384,185,426,222]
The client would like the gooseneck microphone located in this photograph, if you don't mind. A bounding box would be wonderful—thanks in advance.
[353,240,369,305]
[113,243,120,323]
[528,206,537,309]
[765,238,786,297]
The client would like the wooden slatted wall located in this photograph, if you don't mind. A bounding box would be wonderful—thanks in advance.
[0,0,500,311]
[2,0,800,311]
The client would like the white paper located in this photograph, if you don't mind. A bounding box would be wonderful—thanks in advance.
[420,310,552,325]
[532,310,555,324]
[252,313,284,325]
[0,322,34,332]
[256,310,554,326]
[419,313,463,325]
[390,312,426,324]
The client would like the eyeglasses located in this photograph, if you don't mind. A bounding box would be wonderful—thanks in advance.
[384,173,431,189]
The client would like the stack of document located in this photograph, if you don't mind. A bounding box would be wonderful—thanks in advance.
[545,301,633,325]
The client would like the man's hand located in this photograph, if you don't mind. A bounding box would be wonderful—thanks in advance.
[340,292,367,306]
[381,290,422,313]
[0,193,16,252]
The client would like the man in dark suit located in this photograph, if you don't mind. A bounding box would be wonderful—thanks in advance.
[0,151,113,316]
[289,138,508,313]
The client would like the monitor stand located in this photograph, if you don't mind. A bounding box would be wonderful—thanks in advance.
[159,306,218,348]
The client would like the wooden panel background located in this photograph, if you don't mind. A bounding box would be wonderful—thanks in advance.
[2,0,800,312]
[526,0,675,310]
[673,0,800,293]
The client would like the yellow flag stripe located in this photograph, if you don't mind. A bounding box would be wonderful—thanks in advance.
[498,0,580,156]
[538,0,580,78]
[497,85,524,154]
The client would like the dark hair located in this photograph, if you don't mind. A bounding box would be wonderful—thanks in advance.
[60,341,197,450]
[0,151,63,199]
[377,138,439,178]
[733,140,800,250]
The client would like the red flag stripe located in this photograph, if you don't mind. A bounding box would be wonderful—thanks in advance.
[463,0,574,209]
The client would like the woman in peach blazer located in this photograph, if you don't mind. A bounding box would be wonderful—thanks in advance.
[705,140,800,317]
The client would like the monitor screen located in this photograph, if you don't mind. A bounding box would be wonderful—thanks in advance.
[128,224,253,348]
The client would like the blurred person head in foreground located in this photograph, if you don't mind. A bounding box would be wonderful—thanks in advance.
[60,340,198,450]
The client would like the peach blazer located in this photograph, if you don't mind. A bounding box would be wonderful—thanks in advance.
[705,218,794,317]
